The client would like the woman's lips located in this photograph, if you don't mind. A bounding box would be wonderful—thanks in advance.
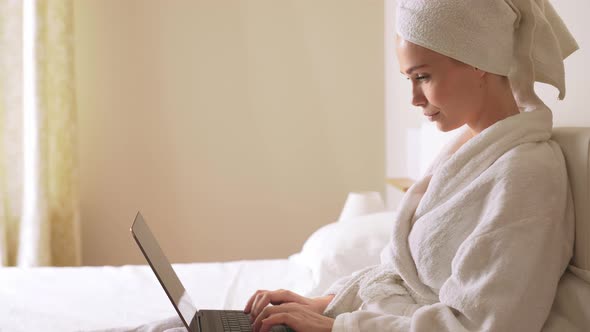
[425,111,440,121]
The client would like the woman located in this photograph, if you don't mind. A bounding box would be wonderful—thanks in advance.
[245,0,579,331]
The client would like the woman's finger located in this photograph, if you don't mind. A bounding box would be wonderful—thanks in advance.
[252,303,285,332]
[249,289,305,321]
[251,292,271,320]
[255,304,335,332]
[244,289,267,313]
[269,289,303,305]
[259,313,292,332]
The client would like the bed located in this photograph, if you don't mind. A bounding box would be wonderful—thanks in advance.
[2,127,590,332]
[0,260,313,331]
[0,210,396,331]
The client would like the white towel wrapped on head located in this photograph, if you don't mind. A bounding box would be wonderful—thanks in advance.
[396,0,578,107]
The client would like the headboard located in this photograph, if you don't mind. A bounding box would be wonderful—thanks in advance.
[551,127,590,270]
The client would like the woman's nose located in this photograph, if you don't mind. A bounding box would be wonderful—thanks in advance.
[411,87,427,108]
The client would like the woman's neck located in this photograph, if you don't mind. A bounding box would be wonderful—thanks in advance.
[468,78,520,135]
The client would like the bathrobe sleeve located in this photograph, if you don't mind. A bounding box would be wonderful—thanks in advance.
[322,263,379,295]
[331,144,575,332]
[323,274,355,297]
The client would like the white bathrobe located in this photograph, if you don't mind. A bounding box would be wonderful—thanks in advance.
[323,106,575,332]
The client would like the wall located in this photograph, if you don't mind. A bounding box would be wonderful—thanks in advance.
[75,1,384,266]
[385,0,590,208]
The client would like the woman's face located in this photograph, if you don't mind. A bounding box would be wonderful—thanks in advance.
[396,37,484,132]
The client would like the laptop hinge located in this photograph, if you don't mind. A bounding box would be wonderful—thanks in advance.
[189,313,201,332]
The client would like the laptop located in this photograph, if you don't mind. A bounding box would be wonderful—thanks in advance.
[130,212,293,332]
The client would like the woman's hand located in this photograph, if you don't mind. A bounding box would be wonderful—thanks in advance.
[252,302,335,332]
[244,289,334,323]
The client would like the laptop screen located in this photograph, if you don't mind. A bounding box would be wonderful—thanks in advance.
[131,212,197,327]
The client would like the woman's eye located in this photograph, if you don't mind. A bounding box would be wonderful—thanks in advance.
[404,75,430,83]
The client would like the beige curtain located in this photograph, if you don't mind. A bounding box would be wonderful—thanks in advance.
[0,0,80,267]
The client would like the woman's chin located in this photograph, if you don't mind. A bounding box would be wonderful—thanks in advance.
[434,121,449,132]
[435,121,461,133]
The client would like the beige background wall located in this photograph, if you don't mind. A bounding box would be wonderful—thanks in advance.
[385,0,590,208]
[75,0,584,265]
[75,1,385,266]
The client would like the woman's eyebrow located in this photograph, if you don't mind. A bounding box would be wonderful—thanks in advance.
[400,64,429,75]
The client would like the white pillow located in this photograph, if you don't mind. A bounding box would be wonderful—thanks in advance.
[289,211,396,296]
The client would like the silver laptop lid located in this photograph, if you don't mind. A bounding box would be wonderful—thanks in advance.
[131,212,197,328]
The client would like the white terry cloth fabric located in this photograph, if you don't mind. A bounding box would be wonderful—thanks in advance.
[322,106,578,331]
[396,0,578,107]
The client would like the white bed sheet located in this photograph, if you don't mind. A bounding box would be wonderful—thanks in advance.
[0,259,314,332]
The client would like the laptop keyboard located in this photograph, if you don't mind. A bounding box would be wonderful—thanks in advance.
[219,311,253,332]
